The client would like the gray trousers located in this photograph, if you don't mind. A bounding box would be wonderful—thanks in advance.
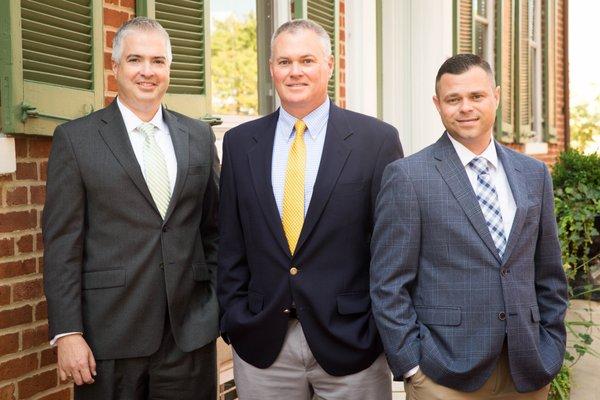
[233,320,392,400]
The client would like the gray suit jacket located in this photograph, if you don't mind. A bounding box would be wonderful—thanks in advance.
[43,100,219,360]
[370,133,567,392]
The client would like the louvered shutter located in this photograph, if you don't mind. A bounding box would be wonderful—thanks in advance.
[455,0,473,53]
[542,0,556,142]
[155,0,205,95]
[0,0,104,135]
[307,0,336,100]
[495,0,515,142]
[515,0,532,142]
[140,0,210,118]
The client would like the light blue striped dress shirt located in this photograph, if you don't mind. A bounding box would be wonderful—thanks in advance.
[271,99,330,217]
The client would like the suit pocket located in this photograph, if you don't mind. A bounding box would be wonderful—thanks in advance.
[337,291,371,315]
[192,262,211,281]
[188,164,209,175]
[248,291,264,314]
[82,269,126,290]
[415,305,461,326]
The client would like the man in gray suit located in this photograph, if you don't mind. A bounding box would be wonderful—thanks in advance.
[43,17,218,399]
[370,54,567,398]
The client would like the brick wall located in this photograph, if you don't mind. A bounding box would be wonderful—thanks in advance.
[337,0,346,108]
[104,0,135,106]
[0,137,68,399]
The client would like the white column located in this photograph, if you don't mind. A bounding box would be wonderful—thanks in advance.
[344,0,378,117]
[380,0,453,155]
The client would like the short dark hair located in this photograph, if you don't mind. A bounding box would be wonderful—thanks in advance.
[435,53,495,94]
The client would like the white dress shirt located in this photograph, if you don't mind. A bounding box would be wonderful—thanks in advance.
[50,99,178,346]
[404,133,516,379]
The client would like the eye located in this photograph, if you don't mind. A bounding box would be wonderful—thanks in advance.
[447,98,460,104]
[472,94,484,100]
[302,59,315,64]
[278,59,290,65]
[154,59,166,65]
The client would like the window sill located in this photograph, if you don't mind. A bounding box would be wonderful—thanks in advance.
[523,142,549,155]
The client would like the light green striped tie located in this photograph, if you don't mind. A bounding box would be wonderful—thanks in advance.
[138,122,171,219]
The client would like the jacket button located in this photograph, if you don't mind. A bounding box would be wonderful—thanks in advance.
[162,226,168,232]
[501,268,509,277]
[159,262,164,269]
[290,267,298,276]
[498,312,506,321]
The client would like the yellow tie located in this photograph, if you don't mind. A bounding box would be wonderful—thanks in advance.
[282,120,307,255]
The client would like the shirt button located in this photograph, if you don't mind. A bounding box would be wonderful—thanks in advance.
[498,312,506,321]
[282,308,291,315]
[290,267,298,276]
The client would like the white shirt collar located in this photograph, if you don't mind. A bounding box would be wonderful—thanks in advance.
[278,98,330,141]
[446,131,499,170]
[116,97,168,135]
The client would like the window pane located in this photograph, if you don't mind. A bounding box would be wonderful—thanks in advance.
[474,21,487,58]
[476,0,488,18]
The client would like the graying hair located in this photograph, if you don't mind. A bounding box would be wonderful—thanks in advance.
[112,17,173,64]
[270,19,332,58]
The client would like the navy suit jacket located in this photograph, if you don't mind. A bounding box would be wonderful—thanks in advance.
[370,133,568,392]
[218,103,403,375]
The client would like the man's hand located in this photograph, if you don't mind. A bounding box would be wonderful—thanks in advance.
[56,334,97,385]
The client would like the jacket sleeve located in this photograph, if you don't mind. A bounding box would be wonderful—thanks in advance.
[42,125,85,338]
[370,161,422,379]
[200,127,220,289]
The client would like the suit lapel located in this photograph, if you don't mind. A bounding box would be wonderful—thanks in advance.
[247,111,291,256]
[162,108,189,223]
[97,101,157,211]
[434,134,502,264]
[295,104,351,253]
[496,144,528,265]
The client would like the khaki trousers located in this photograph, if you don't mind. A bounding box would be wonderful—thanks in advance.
[405,349,550,400]
[233,320,392,400]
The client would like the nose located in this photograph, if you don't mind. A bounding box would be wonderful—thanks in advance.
[460,100,474,112]
[140,60,154,76]
[290,61,303,76]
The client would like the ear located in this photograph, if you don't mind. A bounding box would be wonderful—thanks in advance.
[327,55,334,78]
[494,85,501,108]
[111,59,119,77]
[269,59,274,79]
[432,95,442,113]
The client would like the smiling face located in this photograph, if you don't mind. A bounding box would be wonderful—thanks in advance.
[270,29,334,119]
[112,29,170,120]
[433,66,500,154]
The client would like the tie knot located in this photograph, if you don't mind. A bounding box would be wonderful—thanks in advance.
[138,122,157,139]
[468,157,489,175]
[294,120,307,137]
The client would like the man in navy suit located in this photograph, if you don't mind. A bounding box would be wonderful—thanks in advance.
[218,19,402,399]
[371,54,567,399]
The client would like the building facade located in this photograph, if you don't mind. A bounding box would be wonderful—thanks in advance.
[0,0,567,398]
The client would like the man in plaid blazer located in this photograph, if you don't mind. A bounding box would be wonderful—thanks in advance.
[370,54,567,399]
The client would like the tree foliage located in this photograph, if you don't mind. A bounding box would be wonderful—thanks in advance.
[570,95,600,153]
[211,12,258,115]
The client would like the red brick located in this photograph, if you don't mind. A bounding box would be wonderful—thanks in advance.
[104,51,113,69]
[104,8,129,28]
[0,333,19,357]
[121,0,135,8]
[40,348,57,367]
[0,286,10,306]
[0,258,36,279]
[0,384,15,400]
[35,300,48,321]
[35,233,44,252]
[22,324,49,350]
[15,139,27,158]
[17,369,57,399]
[0,238,14,257]
[0,353,37,381]
[0,305,32,329]
[15,162,37,180]
[107,74,118,92]
[0,173,13,183]
[0,210,37,233]
[106,0,119,4]
[39,161,48,181]
[28,139,52,158]
[37,388,70,400]
[13,279,44,302]
[6,187,28,206]
[105,96,116,107]
[106,30,116,48]
[16,235,34,253]
[30,185,46,205]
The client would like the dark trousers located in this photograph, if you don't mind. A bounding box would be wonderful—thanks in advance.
[75,320,217,400]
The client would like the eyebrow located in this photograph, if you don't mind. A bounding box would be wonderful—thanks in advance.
[126,54,167,60]
[443,90,487,99]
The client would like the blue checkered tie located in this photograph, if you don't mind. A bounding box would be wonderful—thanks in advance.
[468,157,507,258]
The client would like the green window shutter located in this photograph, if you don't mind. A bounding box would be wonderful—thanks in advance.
[0,0,103,135]
[140,0,210,118]
[474,0,490,58]
[454,0,474,54]
[514,0,533,142]
[307,0,337,101]
[542,0,556,143]
[495,0,516,142]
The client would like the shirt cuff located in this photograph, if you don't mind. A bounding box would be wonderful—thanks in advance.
[50,332,83,347]
[404,365,419,379]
